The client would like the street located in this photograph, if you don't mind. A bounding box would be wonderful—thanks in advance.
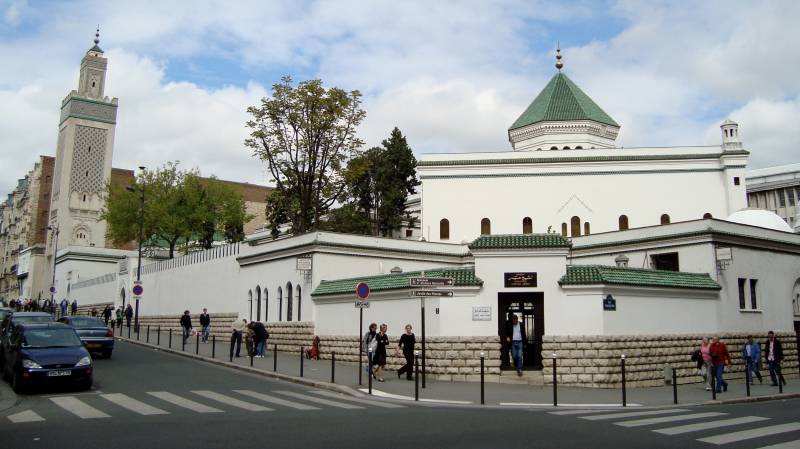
[1,341,800,449]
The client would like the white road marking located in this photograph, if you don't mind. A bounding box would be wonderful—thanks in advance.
[615,412,726,428]
[362,388,472,404]
[233,390,320,410]
[756,439,800,449]
[50,396,110,419]
[309,390,406,408]
[549,409,617,415]
[581,409,690,421]
[146,391,223,413]
[275,390,363,409]
[654,416,770,435]
[100,393,169,415]
[505,402,641,408]
[7,410,45,423]
[191,390,272,412]
[698,423,800,445]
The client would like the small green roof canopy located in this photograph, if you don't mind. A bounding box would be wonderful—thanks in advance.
[558,265,721,290]
[469,234,572,250]
[312,266,482,297]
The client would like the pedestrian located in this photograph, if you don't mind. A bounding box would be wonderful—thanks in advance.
[699,337,713,391]
[180,310,192,345]
[71,299,78,315]
[252,320,268,357]
[125,304,133,327]
[199,308,211,343]
[362,323,378,379]
[116,307,123,329]
[505,314,526,376]
[306,336,321,360]
[764,330,786,387]
[373,324,390,382]
[245,322,256,358]
[231,318,246,357]
[742,335,763,384]
[102,305,111,325]
[60,298,68,317]
[396,324,416,381]
[90,307,98,317]
[710,336,732,393]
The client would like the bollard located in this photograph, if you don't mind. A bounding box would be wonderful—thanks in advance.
[711,368,716,400]
[273,344,277,372]
[368,353,373,396]
[414,351,419,401]
[746,364,751,397]
[480,352,485,405]
[672,366,678,404]
[779,371,784,394]
[196,332,200,355]
[168,329,172,349]
[157,326,161,346]
[229,335,234,363]
[368,347,373,385]
[250,352,254,367]
[128,324,131,338]
[212,335,216,359]
[300,346,304,377]
[146,326,150,343]
[621,354,627,407]
[331,351,336,383]
[136,324,140,341]
[553,353,558,407]
[182,332,186,352]
[112,323,115,337]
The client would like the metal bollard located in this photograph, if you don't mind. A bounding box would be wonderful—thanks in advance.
[331,351,336,383]
[182,332,186,351]
[229,334,234,362]
[146,325,150,343]
[621,354,627,407]
[300,346,304,377]
[480,352,485,405]
[112,323,115,337]
[136,324,140,341]
[169,329,172,349]
[273,344,278,372]
[250,352,254,367]
[368,348,373,393]
[196,332,200,355]
[157,326,161,346]
[212,335,216,359]
[746,364,751,397]
[672,366,678,404]
[779,370,784,394]
[414,351,419,401]
[711,368,716,400]
[128,324,131,338]
[553,353,558,407]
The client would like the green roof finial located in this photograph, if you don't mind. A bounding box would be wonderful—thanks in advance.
[555,42,563,72]
[94,26,100,46]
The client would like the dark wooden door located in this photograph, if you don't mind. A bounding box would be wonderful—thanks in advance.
[498,292,544,370]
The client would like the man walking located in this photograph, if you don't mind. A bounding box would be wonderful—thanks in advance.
[764,330,786,387]
[71,299,78,315]
[60,298,68,317]
[742,335,762,384]
[505,314,526,376]
[231,318,246,358]
[125,304,133,327]
[252,320,268,357]
[199,308,211,343]
[180,310,192,345]
[710,336,732,393]
[116,306,123,328]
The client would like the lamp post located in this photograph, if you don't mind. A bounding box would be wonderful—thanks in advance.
[46,224,60,311]
[126,166,146,332]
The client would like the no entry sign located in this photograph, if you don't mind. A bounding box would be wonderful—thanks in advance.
[355,282,370,300]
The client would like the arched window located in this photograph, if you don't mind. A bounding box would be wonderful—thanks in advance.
[561,223,567,236]
[248,290,253,321]
[296,285,302,321]
[619,215,629,230]
[575,146,583,149]
[255,286,261,321]
[583,222,591,235]
[660,214,671,225]
[286,283,293,322]
[277,287,283,322]
[550,146,558,150]
[263,288,269,322]
[522,217,532,234]
[563,146,571,150]
[439,219,450,240]
[570,216,581,237]
[480,218,491,235]
[703,213,713,219]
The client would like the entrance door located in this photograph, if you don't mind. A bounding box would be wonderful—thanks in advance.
[498,292,544,370]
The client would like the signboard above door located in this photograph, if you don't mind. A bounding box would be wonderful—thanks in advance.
[504,272,537,288]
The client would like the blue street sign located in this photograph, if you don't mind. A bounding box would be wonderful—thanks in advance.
[355,282,370,300]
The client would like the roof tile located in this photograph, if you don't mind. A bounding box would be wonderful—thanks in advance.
[558,265,721,290]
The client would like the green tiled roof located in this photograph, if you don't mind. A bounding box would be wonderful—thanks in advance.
[312,266,482,297]
[510,73,618,130]
[558,265,721,290]
[469,234,572,250]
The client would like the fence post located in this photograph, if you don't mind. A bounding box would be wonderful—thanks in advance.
[273,344,277,372]
[553,353,558,407]
[621,354,627,407]
[331,351,336,383]
[414,351,419,401]
[196,332,200,355]
[672,366,678,404]
[300,346,304,377]
[480,351,485,405]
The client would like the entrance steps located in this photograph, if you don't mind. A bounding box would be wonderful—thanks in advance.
[499,370,544,386]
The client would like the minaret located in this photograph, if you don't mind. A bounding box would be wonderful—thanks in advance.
[720,119,742,151]
[47,29,118,253]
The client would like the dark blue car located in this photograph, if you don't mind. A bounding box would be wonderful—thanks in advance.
[58,316,115,358]
[2,323,92,393]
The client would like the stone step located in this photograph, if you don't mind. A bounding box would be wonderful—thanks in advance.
[499,370,544,385]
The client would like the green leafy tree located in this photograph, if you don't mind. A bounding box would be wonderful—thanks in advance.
[245,76,366,236]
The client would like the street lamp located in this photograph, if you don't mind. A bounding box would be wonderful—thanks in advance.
[46,224,60,315]
[126,166,146,332]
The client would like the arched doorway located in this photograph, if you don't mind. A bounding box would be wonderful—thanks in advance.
[286,283,293,322]
[296,285,302,321]
[120,288,126,310]
[255,285,261,321]
[278,287,283,322]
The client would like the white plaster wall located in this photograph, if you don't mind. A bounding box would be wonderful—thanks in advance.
[314,292,440,338]
[55,257,120,302]
[238,256,305,323]
[571,242,717,274]
[601,290,719,335]
[69,277,118,306]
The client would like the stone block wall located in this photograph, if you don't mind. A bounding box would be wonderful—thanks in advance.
[541,332,799,388]
[136,313,238,339]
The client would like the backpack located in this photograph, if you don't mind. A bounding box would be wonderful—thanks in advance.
[690,349,700,362]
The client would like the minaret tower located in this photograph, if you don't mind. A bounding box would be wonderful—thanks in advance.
[48,29,118,252]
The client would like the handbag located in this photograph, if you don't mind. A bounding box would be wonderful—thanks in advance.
[367,336,378,353]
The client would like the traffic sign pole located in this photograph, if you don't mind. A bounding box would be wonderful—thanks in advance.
[421,296,426,389]
[355,282,369,387]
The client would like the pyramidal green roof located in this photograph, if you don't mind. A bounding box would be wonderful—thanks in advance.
[558,265,721,290]
[510,73,619,130]
[312,266,482,297]
[469,234,572,250]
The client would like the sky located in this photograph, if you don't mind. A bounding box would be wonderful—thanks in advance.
[1,0,799,194]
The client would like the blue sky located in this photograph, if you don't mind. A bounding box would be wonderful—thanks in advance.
[1,0,799,193]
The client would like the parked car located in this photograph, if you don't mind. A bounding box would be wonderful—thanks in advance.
[0,312,53,366]
[57,316,114,358]
[0,307,12,323]
[2,322,92,393]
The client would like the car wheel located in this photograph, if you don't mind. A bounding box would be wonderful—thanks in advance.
[102,350,112,359]
[11,372,25,394]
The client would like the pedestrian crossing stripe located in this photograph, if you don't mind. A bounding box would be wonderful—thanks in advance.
[147,391,223,413]
[191,390,273,412]
[233,390,321,411]
[274,390,363,410]
[756,440,800,449]
[7,410,44,423]
[581,409,690,421]
[100,393,169,415]
[697,422,800,445]
[654,416,770,435]
[309,390,406,409]
[615,412,727,428]
[50,396,110,419]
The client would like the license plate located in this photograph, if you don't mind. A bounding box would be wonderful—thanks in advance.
[47,370,71,377]
[87,343,101,348]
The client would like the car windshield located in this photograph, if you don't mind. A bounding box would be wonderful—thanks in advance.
[15,315,53,325]
[22,328,82,348]
[68,317,106,327]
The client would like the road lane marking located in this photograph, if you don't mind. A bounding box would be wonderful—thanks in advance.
[654,416,770,435]
[100,393,169,415]
[7,410,45,423]
[146,392,223,413]
[507,402,640,408]
[233,390,320,410]
[549,409,616,415]
[581,409,690,421]
[50,396,110,419]
[361,389,472,404]
[309,390,406,408]
[698,423,800,445]
[274,390,363,409]
[615,412,726,427]
[756,440,800,449]
[191,391,272,412]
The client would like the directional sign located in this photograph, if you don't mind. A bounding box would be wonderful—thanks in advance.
[409,277,454,287]
[355,282,370,300]
[413,290,453,297]
[132,281,144,297]
[354,301,370,308]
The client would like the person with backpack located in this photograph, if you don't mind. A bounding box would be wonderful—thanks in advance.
[116,307,123,328]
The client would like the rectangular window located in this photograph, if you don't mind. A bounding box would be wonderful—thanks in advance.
[733,177,740,186]
[738,278,747,309]
[778,190,786,207]
[749,279,758,309]
[651,252,679,271]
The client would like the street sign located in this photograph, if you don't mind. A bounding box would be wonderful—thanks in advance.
[409,277,454,287]
[49,286,56,294]
[132,281,144,296]
[603,294,616,311]
[354,301,370,308]
[413,290,453,297]
[355,282,370,300]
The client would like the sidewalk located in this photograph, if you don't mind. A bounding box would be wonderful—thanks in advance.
[116,328,800,408]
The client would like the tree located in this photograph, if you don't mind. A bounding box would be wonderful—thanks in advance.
[245,76,366,236]
[184,175,251,249]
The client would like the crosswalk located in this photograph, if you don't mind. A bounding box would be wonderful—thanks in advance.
[4,389,404,424]
[549,407,800,448]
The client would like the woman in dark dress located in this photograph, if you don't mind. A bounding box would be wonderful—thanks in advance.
[396,324,416,380]
[374,324,390,382]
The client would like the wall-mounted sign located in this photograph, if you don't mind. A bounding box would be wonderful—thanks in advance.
[603,294,616,311]
[413,290,453,297]
[504,272,537,288]
[472,306,492,321]
[410,277,454,287]
[296,257,312,271]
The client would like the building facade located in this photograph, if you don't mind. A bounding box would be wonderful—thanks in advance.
[745,163,800,232]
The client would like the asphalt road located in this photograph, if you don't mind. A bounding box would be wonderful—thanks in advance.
[1,341,799,449]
